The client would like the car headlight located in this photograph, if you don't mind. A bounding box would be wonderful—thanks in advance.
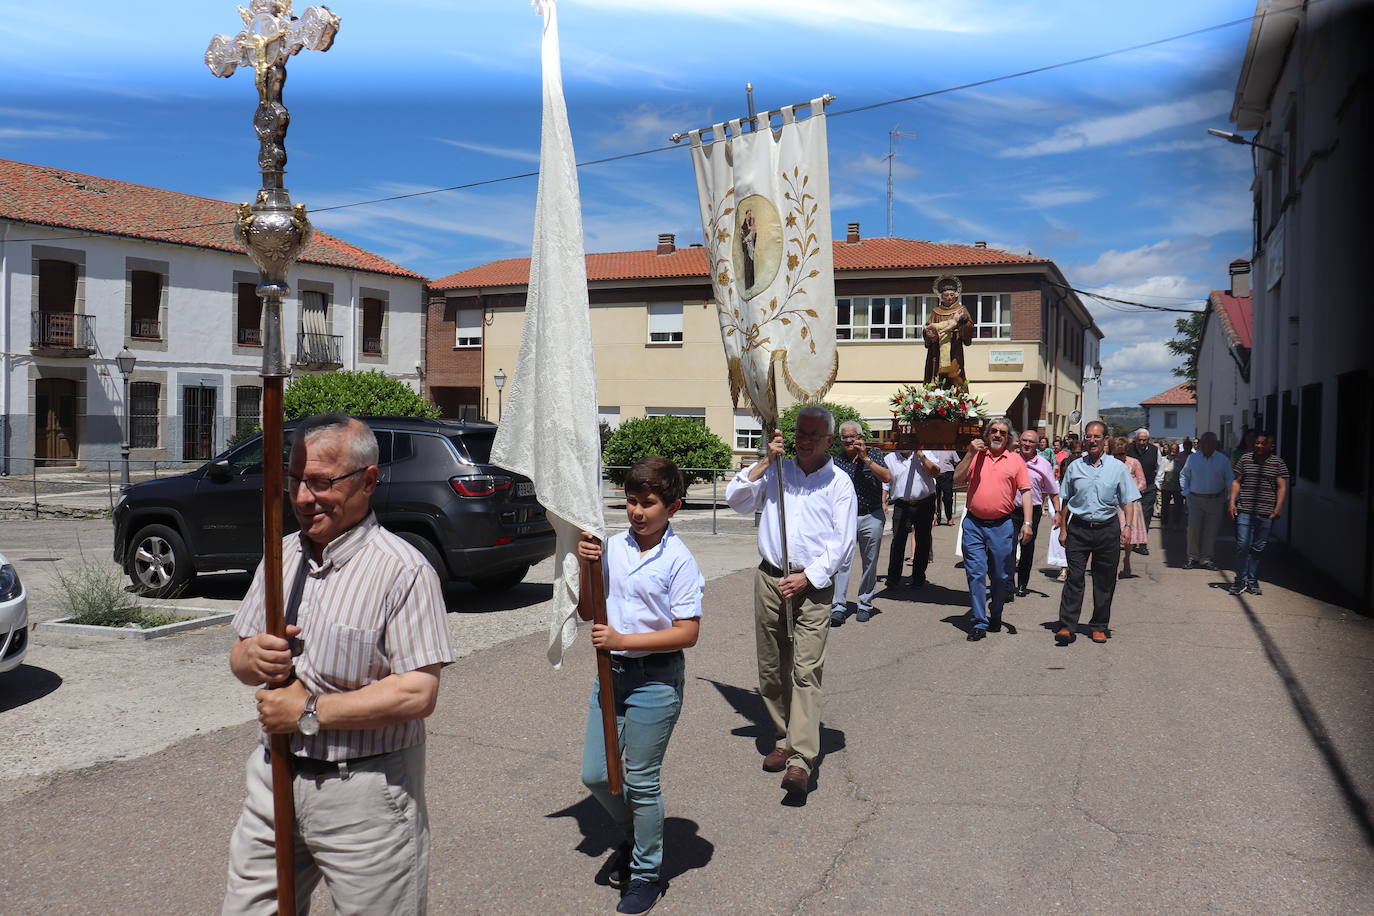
[0,564,21,602]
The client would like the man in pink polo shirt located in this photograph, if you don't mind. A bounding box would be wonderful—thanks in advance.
[953,417,1033,642]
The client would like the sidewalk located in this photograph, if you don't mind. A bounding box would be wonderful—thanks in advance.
[1,520,1371,913]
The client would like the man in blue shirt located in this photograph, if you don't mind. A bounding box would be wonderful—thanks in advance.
[1054,420,1140,645]
[1179,431,1234,570]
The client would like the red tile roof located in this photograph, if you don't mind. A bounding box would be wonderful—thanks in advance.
[430,237,1047,291]
[1210,288,1252,350]
[1140,382,1198,406]
[0,157,423,280]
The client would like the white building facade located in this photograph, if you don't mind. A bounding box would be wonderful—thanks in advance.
[1,160,426,473]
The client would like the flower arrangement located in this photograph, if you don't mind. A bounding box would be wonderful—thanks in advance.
[889,383,989,423]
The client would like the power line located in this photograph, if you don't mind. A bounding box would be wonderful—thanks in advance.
[3,5,1288,246]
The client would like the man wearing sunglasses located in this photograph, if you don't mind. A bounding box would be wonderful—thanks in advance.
[224,413,454,914]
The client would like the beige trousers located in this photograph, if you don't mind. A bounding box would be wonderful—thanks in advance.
[223,743,429,915]
[1187,493,1227,561]
[754,567,834,773]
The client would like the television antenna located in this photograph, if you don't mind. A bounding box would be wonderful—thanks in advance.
[885,126,918,237]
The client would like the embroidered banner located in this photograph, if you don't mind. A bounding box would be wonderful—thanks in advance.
[688,100,837,424]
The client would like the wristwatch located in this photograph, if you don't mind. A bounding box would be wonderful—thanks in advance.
[297,694,320,736]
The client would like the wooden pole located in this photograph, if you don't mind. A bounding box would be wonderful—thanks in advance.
[769,386,795,643]
[260,376,295,916]
[580,547,623,794]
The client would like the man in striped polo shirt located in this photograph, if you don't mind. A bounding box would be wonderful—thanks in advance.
[224,414,454,915]
[1227,431,1289,596]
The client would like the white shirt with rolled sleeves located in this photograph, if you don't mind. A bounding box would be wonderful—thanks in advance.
[598,525,704,658]
[884,451,937,501]
[726,458,856,589]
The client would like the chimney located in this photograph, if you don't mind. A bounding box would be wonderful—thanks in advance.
[846,222,860,244]
[656,233,676,255]
[1229,258,1251,298]
[974,240,987,248]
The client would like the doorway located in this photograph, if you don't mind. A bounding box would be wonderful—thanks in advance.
[183,386,217,461]
[34,377,79,466]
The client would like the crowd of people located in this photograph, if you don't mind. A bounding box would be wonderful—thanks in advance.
[220,408,1290,915]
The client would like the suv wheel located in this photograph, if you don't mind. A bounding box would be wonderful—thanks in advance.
[126,523,194,598]
[471,564,529,592]
[396,532,449,586]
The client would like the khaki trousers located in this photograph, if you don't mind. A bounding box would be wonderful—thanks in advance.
[223,743,429,915]
[1187,493,1227,561]
[754,567,833,772]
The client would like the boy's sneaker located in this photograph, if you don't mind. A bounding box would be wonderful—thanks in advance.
[617,879,663,914]
[1246,582,1263,596]
[829,608,846,626]
[604,843,631,889]
[1226,581,1246,596]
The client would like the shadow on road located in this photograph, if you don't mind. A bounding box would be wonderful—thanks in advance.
[0,664,63,712]
[163,571,555,615]
[545,795,714,884]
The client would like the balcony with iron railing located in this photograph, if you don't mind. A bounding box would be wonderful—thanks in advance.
[296,331,343,367]
[32,311,96,354]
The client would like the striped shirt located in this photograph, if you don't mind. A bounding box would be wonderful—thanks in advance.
[233,513,454,761]
[1233,452,1289,515]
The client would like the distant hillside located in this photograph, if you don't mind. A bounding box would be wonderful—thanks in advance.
[1100,406,1147,437]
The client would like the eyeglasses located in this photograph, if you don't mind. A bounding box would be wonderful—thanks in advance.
[285,466,367,494]
[839,434,862,441]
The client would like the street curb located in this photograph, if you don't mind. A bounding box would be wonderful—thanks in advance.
[35,607,234,641]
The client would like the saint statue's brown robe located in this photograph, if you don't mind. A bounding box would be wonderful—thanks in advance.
[922,305,974,389]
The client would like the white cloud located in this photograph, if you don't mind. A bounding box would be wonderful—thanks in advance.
[1162,187,1252,237]
[843,152,920,180]
[1129,138,1213,155]
[1021,187,1101,208]
[434,138,540,164]
[1099,341,1186,398]
[1072,238,1212,286]
[570,0,1025,33]
[607,103,708,148]
[999,89,1232,158]
[0,126,113,141]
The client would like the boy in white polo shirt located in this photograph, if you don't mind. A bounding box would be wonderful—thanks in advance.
[577,456,704,915]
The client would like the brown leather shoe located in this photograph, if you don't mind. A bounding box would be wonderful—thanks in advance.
[1054,628,1075,645]
[1090,631,1108,644]
[781,765,809,794]
[762,747,790,772]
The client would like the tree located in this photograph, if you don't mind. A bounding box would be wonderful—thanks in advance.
[282,370,442,421]
[602,415,733,485]
[1165,311,1205,391]
[778,401,871,457]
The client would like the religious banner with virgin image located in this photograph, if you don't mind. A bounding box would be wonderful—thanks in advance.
[688,99,837,423]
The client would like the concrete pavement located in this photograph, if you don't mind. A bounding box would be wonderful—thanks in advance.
[1,517,1371,914]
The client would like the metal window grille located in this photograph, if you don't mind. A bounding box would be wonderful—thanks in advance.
[129,381,159,448]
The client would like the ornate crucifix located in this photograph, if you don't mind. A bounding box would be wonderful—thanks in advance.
[204,5,339,913]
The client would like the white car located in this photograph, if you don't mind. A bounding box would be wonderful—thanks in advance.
[0,553,29,673]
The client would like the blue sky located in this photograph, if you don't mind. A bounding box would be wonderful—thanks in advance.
[1,0,1259,409]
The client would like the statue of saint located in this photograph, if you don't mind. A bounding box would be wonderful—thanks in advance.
[922,275,974,389]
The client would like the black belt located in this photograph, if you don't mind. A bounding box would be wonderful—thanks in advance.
[611,650,684,670]
[1070,516,1119,529]
[891,494,936,506]
[759,559,787,577]
[290,750,392,778]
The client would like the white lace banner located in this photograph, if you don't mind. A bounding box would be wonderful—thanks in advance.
[688,100,838,424]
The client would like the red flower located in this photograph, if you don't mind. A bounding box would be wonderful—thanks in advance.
[937,407,947,415]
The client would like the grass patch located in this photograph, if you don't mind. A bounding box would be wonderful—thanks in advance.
[55,560,181,629]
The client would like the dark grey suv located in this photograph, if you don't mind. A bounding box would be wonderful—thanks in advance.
[112,417,554,597]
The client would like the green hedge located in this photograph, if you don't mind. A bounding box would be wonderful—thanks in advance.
[602,415,733,485]
[282,370,442,421]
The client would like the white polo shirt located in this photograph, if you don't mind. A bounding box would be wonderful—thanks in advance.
[600,525,704,658]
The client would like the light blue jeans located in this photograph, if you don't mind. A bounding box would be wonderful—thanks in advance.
[833,510,885,615]
[1234,511,1273,585]
[581,652,685,883]
[961,514,1016,630]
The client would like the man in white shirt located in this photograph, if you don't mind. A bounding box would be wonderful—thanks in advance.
[884,444,940,588]
[727,406,856,798]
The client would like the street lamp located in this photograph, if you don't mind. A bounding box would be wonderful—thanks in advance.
[494,368,507,421]
[1206,128,1284,157]
[115,347,137,488]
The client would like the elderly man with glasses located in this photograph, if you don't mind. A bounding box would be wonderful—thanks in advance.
[224,413,454,914]
[829,422,892,624]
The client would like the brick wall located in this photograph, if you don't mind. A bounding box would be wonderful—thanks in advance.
[424,292,482,392]
[1010,287,1043,340]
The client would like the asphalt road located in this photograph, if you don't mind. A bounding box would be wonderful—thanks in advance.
[1,516,1371,914]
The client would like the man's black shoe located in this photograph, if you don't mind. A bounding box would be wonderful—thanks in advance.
[1181,559,1197,570]
[617,879,663,915]
[967,628,986,642]
[987,620,1002,633]
[605,842,632,889]
[1246,582,1263,596]
[1226,582,1246,596]
[1200,559,1218,571]
[1004,591,1014,603]
[1016,586,1029,598]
